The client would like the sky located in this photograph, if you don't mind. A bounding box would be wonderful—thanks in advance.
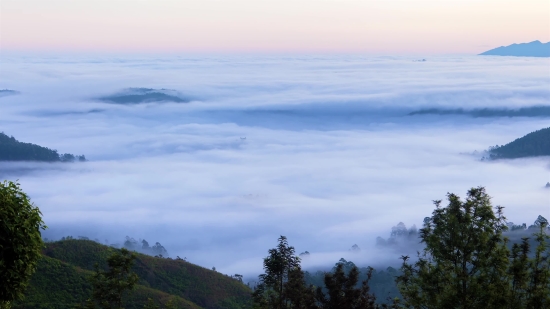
[1,0,549,54]
[0,54,549,279]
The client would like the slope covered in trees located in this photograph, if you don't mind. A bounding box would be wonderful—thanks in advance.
[0,133,85,162]
[252,188,550,308]
[14,240,252,309]
[13,254,201,309]
[488,127,550,159]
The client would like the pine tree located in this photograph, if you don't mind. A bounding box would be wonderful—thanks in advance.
[316,264,378,309]
[396,187,511,309]
[253,236,303,308]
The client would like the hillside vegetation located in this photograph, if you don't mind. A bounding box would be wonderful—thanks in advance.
[488,127,550,159]
[0,133,85,162]
[13,240,252,309]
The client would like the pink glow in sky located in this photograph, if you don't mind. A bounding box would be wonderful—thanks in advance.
[1,0,549,54]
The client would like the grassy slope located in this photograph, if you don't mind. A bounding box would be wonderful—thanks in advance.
[14,255,201,309]
[33,240,251,309]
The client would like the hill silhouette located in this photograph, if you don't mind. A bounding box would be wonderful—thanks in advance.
[479,40,550,57]
[0,89,19,97]
[488,127,550,159]
[0,133,85,162]
[14,239,252,309]
[408,106,550,118]
[98,88,188,104]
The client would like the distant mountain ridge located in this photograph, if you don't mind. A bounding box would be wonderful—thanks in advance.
[408,106,550,118]
[479,40,550,57]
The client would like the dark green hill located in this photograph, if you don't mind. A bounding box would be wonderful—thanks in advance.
[15,240,252,309]
[0,133,85,162]
[489,127,550,159]
[13,255,200,309]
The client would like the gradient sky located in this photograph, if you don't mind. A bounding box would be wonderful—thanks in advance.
[1,0,549,54]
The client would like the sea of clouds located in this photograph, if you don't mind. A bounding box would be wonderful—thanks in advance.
[0,54,549,279]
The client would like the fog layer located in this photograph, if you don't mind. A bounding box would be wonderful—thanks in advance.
[0,55,549,279]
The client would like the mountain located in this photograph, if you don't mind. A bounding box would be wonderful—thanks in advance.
[0,89,19,97]
[488,127,550,159]
[98,88,188,104]
[479,40,550,57]
[0,133,85,162]
[14,239,252,309]
[408,106,550,118]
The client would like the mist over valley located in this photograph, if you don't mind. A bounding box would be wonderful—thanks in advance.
[1,54,549,282]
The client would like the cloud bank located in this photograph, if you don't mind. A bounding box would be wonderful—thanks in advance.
[0,54,549,279]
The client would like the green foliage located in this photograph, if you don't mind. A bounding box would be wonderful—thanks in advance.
[488,127,550,159]
[87,248,139,309]
[12,255,92,308]
[253,236,307,308]
[0,181,47,307]
[12,254,201,309]
[15,239,251,309]
[499,223,550,308]
[396,187,550,309]
[397,187,510,308]
[254,238,397,309]
[304,261,401,304]
[0,133,85,162]
[315,264,377,309]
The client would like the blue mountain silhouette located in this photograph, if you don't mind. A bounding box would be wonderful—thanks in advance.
[479,40,549,57]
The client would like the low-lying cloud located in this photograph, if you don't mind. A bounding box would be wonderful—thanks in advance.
[0,54,549,279]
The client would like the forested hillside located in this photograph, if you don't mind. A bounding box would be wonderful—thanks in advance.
[13,240,252,309]
[0,133,85,162]
[304,259,401,304]
[488,127,550,159]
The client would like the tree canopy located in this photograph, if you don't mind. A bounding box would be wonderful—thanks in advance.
[396,187,550,309]
[0,133,85,162]
[488,127,550,159]
[85,248,139,309]
[0,181,46,309]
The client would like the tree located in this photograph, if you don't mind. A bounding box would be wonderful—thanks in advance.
[87,248,139,309]
[141,239,150,251]
[285,267,318,309]
[0,181,46,309]
[152,242,168,257]
[524,222,550,308]
[396,187,511,308]
[316,263,378,309]
[253,236,311,309]
[254,237,387,309]
[396,187,550,309]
